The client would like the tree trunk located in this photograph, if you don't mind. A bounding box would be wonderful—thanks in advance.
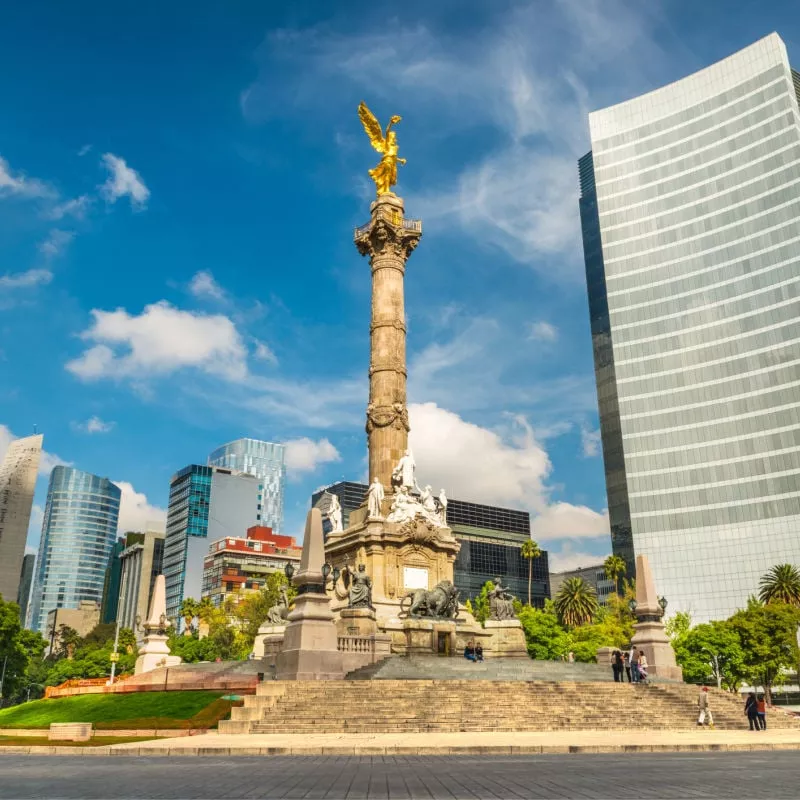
[527,560,532,606]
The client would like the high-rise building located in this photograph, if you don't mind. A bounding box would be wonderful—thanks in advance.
[117,527,165,634]
[208,439,286,533]
[580,33,800,621]
[312,482,550,606]
[27,466,121,633]
[0,433,42,604]
[16,553,35,623]
[100,536,126,624]
[202,525,301,607]
[163,464,259,624]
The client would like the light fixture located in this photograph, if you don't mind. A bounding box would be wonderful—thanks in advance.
[628,599,637,613]
[658,596,668,613]
[284,561,295,580]
[321,562,331,581]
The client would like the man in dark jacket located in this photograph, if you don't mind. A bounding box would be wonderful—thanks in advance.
[745,692,760,731]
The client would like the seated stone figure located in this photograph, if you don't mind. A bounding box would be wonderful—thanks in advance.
[488,578,517,621]
[266,587,290,625]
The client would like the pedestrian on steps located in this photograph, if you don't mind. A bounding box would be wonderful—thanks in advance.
[630,648,641,683]
[638,651,649,684]
[612,650,623,682]
[623,652,632,682]
[757,695,767,730]
[697,686,714,727]
[745,692,760,731]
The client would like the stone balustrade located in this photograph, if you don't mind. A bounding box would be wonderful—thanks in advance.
[338,635,374,654]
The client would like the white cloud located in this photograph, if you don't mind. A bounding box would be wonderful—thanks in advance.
[253,339,278,364]
[189,270,226,301]
[66,301,249,382]
[284,437,341,476]
[77,144,92,157]
[528,321,558,342]
[0,424,70,477]
[533,502,610,542]
[0,155,54,199]
[408,403,609,543]
[581,425,601,458]
[113,480,167,533]
[100,153,150,210]
[38,229,74,259]
[548,541,611,573]
[0,268,53,290]
[72,416,115,434]
[46,195,90,221]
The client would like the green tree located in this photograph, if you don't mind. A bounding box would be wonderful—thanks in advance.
[471,581,494,625]
[729,602,800,704]
[226,572,295,649]
[603,555,627,595]
[180,597,199,636]
[520,539,542,606]
[0,596,47,701]
[553,577,599,628]
[665,611,692,644]
[197,596,216,625]
[759,564,800,607]
[674,620,745,690]
[57,626,82,660]
[517,603,569,660]
[167,632,221,663]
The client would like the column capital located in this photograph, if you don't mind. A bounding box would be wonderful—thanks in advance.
[354,195,422,262]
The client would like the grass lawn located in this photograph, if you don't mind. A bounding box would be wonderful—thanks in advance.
[0,691,234,730]
[0,735,160,747]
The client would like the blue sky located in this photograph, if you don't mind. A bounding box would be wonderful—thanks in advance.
[1,0,799,572]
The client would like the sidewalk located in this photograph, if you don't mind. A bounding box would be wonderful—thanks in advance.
[5,728,800,756]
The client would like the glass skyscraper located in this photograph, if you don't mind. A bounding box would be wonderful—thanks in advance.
[208,438,286,533]
[27,466,121,633]
[163,464,259,623]
[581,33,800,622]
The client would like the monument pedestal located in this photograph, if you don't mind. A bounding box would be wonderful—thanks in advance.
[134,633,182,674]
[337,607,377,638]
[382,618,460,656]
[483,619,528,658]
[252,624,286,661]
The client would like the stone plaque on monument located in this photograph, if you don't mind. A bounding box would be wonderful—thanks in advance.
[403,566,429,590]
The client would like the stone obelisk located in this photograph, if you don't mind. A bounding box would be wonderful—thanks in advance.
[355,193,421,491]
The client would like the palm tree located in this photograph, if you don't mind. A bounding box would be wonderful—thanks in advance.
[759,564,800,606]
[554,577,599,627]
[180,597,199,636]
[603,555,627,595]
[520,539,542,606]
[58,625,82,660]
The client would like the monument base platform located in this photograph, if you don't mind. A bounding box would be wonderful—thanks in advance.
[134,634,182,675]
[252,624,286,661]
[482,619,528,658]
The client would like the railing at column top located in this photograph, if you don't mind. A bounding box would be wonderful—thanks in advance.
[354,211,422,238]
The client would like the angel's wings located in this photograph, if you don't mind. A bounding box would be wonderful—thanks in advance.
[358,102,386,154]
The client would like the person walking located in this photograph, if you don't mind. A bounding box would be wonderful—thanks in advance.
[745,692,760,731]
[630,648,641,683]
[757,695,767,730]
[623,652,632,683]
[638,651,649,684]
[612,650,623,682]
[697,686,714,728]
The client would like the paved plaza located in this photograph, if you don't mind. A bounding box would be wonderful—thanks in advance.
[1,751,798,798]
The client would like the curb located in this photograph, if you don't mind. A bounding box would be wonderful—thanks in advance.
[4,742,800,757]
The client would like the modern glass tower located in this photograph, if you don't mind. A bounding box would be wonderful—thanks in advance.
[163,464,259,623]
[581,33,800,621]
[208,439,286,533]
[27,466,121,633]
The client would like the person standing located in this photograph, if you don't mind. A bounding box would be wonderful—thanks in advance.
[757,695,767,730]
[745,692,760,731]
[697,686,714,728]
[638,651,649,684]
[623,652,632,683]
[630,648,640,683]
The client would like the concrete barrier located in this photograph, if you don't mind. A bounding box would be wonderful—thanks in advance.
[48,723,93,742]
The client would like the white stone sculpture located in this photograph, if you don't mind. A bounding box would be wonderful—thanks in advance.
[367,477,385,518]
[420,484,437,514]
[386,485,418,523]
[327,493,343,533]
[391,448,416,490]
[438,489,448,523]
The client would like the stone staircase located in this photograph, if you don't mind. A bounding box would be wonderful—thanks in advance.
[220,660,800,734]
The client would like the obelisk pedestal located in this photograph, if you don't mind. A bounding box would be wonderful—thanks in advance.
[275,509,344,680]
[631,554,683,681]
[134,575,182,674]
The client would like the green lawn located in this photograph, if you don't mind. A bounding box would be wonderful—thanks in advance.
[0,735,159,747]
[0,691,232,729]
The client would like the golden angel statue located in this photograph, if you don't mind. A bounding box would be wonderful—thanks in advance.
[358,101,406,196]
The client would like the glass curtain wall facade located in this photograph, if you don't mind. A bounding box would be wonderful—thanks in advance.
[27,466,121,633]
[208,439,286,533]
[583,33,800,621]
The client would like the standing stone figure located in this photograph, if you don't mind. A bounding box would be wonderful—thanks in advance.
[391,449,416,491]
[345,564,373,609]
[367,477,385,518]
[488,578,517,621]
[420,484,437,514]
[327,494,343,533]
[437,489,448,524]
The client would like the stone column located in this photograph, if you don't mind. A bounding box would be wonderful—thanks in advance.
[355,194,421,491]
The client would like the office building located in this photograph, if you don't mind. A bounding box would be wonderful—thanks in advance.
[580,33,800,621]
[550,564,616,606]
[45,601,100,654]
[28,466,121,633]
[208,439,286,532]
[117,527,165,633]
[0,433,42,604]
[202,525,301,607]
[163,464,259,624]
[312,482,550,606]
[100,536,126,624]
[16,553,35,623]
